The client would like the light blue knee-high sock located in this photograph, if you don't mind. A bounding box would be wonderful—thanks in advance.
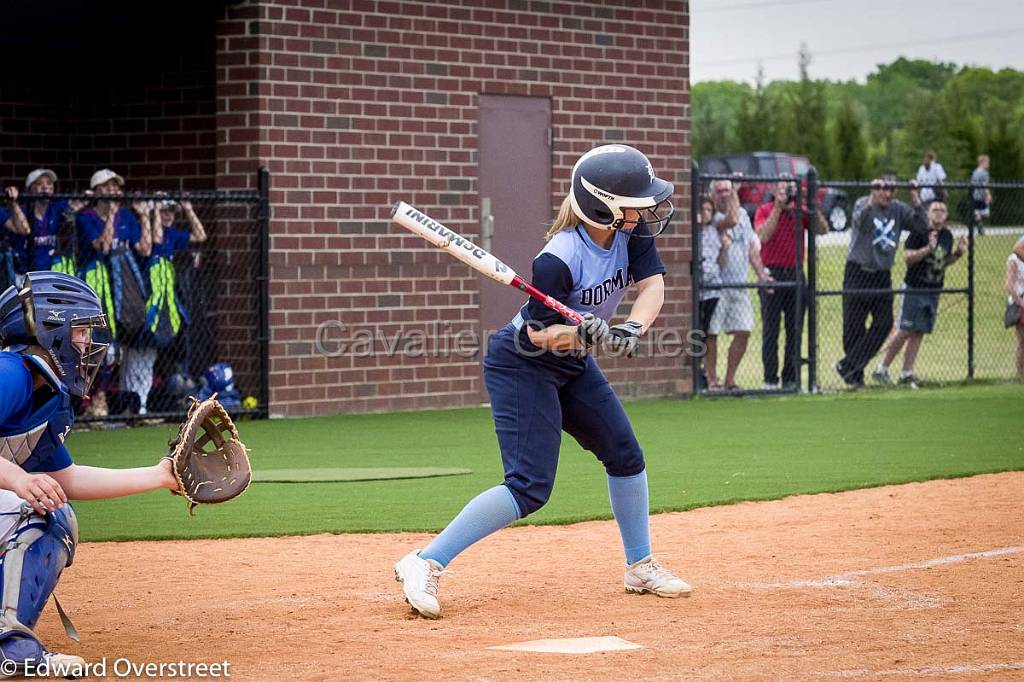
[608,470,651,565]
[419,485,521,568]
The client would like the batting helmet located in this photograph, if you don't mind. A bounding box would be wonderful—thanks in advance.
[0,272,109,397]
[570,144,674,236]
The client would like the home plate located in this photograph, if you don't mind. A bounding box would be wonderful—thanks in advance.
[488,636,642,654]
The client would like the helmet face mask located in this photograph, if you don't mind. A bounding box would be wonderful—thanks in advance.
[570,145,675,237]
[68,315,109,396]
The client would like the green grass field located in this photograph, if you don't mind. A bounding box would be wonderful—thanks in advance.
[70,383,1023,542]
[710,229,1022,390]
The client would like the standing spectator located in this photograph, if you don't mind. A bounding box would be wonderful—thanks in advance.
[970,154,992,236]
[0,186,30,288]
[1007,235,1024,380]
[697,196,727,389]
[75,169,152,415]
[754,177,828,389]
[707,179,773,391]
[915,150,946,205]
[21,169,85,273]
[836,176,925,387]
[874,200,966,388]
[141,197,207,412]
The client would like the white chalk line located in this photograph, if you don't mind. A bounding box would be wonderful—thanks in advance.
[742,545,1024,591]
[815,661,1024,678]
[739,546,1024,609]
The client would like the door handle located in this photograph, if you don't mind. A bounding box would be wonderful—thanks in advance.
[480,197,495,252]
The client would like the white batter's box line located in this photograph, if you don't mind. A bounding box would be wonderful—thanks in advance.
[740,545,1024,591]
[814,661,1024,678]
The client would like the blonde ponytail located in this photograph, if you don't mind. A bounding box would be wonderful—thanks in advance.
[544,195,581,241]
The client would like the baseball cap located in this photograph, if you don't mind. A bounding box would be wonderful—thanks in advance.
[25,168,57,189]
[89,169,125,189]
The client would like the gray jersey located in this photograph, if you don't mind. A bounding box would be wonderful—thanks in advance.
[971,167,990,202]
[699,223,723,300]
[714,211,755,284]
[847,196,926,271]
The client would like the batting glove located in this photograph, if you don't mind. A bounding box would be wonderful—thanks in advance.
[577,313,610,347]
[606,320,644,357]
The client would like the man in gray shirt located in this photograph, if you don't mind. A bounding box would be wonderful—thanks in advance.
[971,154,992,235]
[836,176,926,386]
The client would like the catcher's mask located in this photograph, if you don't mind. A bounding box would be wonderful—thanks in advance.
[570,144,675,237]
[0,272,109,398]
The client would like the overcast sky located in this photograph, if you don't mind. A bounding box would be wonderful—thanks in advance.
[691,0,1024,83]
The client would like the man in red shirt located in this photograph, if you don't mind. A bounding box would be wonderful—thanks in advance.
[754,178,828,389]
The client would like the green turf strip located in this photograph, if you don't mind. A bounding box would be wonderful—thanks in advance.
[253,467,472,482]
[67,383,1023,541]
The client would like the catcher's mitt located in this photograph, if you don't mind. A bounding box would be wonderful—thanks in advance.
[164,395,252,513]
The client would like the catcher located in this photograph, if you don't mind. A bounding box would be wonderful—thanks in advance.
[0,272,250,676]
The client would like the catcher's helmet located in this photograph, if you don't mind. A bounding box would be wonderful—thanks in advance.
[0,272,109,397]
[570,144,674,236]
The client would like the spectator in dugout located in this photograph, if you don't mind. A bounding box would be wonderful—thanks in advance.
[706,179,773,392]
[835,175,925,387]
[697,195,727,389]
[873,200,966,389]
[754,176,828,390]
[76,169,152,415]
[21,169,86,275]
[138,195,207,412]
[147,195,206,341]
[0,185,30,287]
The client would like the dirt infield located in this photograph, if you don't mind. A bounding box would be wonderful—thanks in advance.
[40,472,1023,681]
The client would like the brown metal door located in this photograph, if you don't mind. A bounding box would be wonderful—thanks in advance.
[477,95,551,397]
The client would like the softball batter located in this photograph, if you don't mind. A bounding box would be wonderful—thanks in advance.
[395,144,691,619]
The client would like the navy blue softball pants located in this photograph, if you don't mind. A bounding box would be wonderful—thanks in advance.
[483,327,646,517]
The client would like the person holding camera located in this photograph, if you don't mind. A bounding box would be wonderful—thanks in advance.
[873,200,966,388]
[835,175,926,387]
[754,177,828,390]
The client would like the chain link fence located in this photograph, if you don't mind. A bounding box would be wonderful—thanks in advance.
[692,166,1024,395]
[0,169,269,424]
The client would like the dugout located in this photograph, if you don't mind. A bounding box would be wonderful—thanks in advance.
[1,0,692,418]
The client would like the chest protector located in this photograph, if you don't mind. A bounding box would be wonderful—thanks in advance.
[0,360,74,474]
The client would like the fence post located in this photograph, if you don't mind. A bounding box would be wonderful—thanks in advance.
[257,166,271,418]
[806,167,818,393]
[690,162,702,395]
[967,206,975,381]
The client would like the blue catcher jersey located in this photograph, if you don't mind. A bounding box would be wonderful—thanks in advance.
[0,352,74,473]
[510,222,665,350]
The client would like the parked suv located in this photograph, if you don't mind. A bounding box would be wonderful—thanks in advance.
[699,152,849,231]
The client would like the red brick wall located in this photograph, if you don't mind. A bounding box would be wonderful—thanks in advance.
[0,31,216,191]
[216,0,691,416]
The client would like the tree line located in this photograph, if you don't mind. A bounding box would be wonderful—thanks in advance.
[693,53,1024,182]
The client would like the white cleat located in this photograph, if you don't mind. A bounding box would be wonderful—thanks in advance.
[394,550,444,619]
[41,652,86,679]
[624,555,692,598]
